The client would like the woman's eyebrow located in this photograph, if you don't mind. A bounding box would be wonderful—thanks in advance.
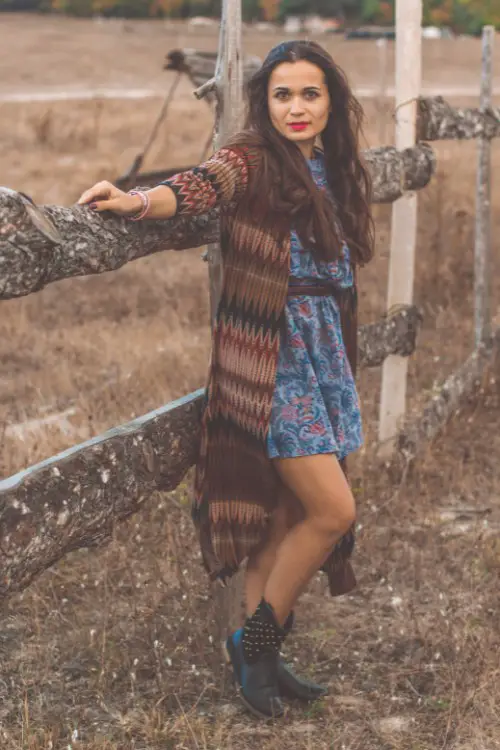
[272,85,322,92]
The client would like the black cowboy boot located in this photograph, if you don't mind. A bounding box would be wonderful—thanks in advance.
[276,611,328,702]
[225,599,285,719]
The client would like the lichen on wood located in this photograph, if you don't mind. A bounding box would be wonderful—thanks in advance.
[365,143,435,203]
[417,95,500,141]
[0,188,219,300]
[0,391,204,600]
[358,304,423,368]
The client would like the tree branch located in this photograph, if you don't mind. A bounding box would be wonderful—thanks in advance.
[0,143,435,301]
[418,95,500,140]
[364,143,435,203]
[0,189,219,300]
[0,391,204,600]
[358,304,423,368]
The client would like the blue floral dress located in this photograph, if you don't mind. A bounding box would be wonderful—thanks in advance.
[266,154,364,461]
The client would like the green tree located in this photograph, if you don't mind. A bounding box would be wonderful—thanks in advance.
[0,0,44,8]
[454,0,500,31]
[361,0,377,22]
[98,0,150,16]
[242,0,260,21]
[278,0,361,20]
[423,0,452,25]
[54,0,93,15]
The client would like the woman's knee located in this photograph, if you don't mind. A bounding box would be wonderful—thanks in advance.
[274,454,356,538]
[309,487,356,539]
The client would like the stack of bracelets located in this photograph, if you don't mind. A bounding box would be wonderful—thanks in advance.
[128,190,150,221]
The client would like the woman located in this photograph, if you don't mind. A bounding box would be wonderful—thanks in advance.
[78,40,374,719]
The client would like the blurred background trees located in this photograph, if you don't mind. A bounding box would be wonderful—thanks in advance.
[0,0,499,33]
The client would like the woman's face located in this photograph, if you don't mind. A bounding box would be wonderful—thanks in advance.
[267,60,331,158]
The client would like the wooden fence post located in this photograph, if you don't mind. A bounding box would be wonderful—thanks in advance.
[378,0,422,449]
[207,0,243,320]
[205,0,246,645]
[475,26,494,346]
[376,37,389,145]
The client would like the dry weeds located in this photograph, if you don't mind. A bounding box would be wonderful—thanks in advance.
[1,15,500,750]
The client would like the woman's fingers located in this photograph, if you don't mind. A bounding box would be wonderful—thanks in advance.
[89,197,127,213]
[77,181,115,206]
[87,200,111,212]
[77,182,141,216]
[88,194,143,216]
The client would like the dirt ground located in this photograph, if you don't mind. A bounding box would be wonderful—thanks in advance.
[0,14,500,750]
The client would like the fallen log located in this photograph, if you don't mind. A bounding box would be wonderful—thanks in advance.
[0,188,219,300]
[0,144,435,300]
[358,304,422,368]
[397,325,500,459]
[0,303,422,601]
[364,144,434,203]
[417,96,500,141]
[0,390,204,600]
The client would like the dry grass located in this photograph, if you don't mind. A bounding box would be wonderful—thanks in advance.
[1,14,500,750]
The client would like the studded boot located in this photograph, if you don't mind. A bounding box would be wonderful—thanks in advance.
[276,611,328,702]
[225,598,285,718]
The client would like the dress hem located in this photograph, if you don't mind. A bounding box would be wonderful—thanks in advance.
[267,443,363,462]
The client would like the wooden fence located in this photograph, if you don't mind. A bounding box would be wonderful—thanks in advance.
[0,5,499,610]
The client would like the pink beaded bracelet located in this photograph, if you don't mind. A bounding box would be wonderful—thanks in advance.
[128,190,150,221]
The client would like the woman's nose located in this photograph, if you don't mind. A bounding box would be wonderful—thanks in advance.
[289,97,305,115]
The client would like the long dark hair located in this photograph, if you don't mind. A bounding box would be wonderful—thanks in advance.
[227,40,374,266]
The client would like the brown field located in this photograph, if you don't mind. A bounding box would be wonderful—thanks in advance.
[1,14,500,750]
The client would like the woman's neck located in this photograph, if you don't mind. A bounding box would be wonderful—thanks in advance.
[296,139,315,160]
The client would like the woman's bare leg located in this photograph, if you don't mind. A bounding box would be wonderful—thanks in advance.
[245,486,303,616]
[264,454,355,625]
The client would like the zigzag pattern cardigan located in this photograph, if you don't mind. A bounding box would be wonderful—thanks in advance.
[162,145,358,597]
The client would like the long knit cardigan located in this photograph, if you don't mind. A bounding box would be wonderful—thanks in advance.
[162,144,358,597]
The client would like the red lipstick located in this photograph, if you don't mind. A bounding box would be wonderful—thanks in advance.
[289,123,308,132]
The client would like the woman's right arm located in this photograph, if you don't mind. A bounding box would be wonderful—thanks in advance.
[77,181,177,218]
[77,146,252,219]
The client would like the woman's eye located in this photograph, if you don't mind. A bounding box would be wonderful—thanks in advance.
[273,90,319,101]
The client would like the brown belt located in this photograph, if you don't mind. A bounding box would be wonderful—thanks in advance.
[287,279,338,297]
[287,278,358,376]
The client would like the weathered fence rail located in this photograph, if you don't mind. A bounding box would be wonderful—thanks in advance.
[0,143,435,301]
[418,95,500,141]
[0,391,203,599]
[398,325,500,459]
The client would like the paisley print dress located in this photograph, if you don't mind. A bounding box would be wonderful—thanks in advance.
[266,154,364,461]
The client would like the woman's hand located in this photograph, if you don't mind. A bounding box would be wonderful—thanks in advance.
[77,181,142,216]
